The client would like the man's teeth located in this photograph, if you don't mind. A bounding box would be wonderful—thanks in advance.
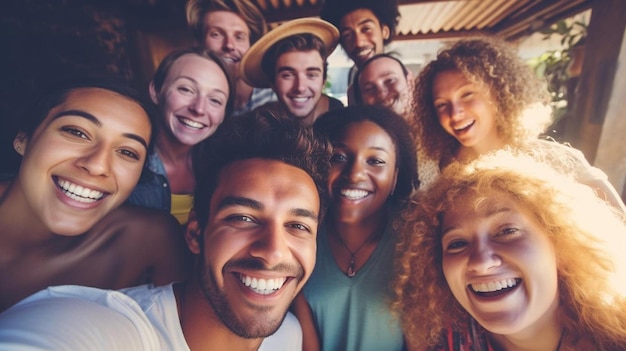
[180,117,204,129]
[356,49,372,58]
[240,275,286,295]
[291,97,309,103]
[222,57,237,63]
[341,189,369,200]
[471,279,518,293]
[57,179,104,203]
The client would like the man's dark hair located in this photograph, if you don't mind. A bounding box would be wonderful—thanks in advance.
[261,33,329,84]
[192,109,332,230]
[320,0,399,45]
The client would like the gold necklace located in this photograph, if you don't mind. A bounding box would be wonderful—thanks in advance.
[334,233,375,278]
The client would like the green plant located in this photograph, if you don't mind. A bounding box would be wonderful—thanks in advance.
[528,18,588,124]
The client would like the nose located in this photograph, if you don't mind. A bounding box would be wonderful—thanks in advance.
[345,159,366,182]
[76,144,111,177]
[467,241,501,273]
[451,101,464,120]
[222,35,235,52]
[190,96,207,115]
[249,223,290,267]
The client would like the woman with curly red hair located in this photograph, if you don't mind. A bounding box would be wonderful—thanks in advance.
[393,150,626,350]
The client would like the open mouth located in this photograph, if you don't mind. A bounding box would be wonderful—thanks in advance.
[453,120,475,133]
[239,274,287,296]
[179,117,205,130]
[469,278,521,298]
[56,177,105,203]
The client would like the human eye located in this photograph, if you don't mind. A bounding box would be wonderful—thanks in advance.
[279,71,294,80]
[330,152,348,163]
[340,31,354,42]
[60,126,90,140]
[367,157,386,166]
[223,214,258,228]
[208,97,224,107]
[287,222,312,234]
[117,148,141,161]
[235,33,247,42]
[444,239,468,254]
[494,226,520,239]
[177,85,194,95]
[208,30,222,39]
[433,101,448,112]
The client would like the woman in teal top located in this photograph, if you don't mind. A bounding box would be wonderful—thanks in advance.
[297,105,419,351]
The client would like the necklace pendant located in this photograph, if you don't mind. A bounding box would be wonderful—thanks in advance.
[347,258,356,277]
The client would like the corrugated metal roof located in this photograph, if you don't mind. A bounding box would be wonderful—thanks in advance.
[255,0,592,41]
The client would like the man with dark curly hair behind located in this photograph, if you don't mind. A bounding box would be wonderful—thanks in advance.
[320,0,400,104]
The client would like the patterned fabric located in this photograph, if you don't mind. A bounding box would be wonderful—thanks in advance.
[233,87,277,116]
[432,319,494,351]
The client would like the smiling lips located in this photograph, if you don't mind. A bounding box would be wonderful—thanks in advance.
[469,278,521,297]
[453,119,475,133]
[239,274,287,296]
[56,177,105,203]
[179,116,206,130]
[340,188,370,200]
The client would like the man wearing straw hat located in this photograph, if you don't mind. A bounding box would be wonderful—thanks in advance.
[241,18,344,126]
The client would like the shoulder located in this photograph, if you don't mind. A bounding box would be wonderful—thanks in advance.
[0,285,160,350]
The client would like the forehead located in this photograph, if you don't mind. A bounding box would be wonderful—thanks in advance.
[37,87,151,141]
[210,158,320,210]
[340,8,382,29]
[277,50,324,66]
[203,10,249,33]
[164,54,229,87]
[339,121,395,150]
[361,57,404,80]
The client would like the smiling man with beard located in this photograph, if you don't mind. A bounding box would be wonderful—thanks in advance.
[0,110,332,351]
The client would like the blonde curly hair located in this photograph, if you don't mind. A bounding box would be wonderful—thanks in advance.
[392,150,626,349]
[414,36,551,164]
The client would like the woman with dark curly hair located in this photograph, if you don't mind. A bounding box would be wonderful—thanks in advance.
[414,37,624,211]
[393,150,626,351]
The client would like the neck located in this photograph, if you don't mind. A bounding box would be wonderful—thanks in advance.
[155,133,192,164]
[175,281,263,351]
[456,137,506,163]
[331,210,386,248]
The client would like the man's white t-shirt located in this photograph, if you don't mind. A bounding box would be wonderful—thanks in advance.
[0,284,302,350]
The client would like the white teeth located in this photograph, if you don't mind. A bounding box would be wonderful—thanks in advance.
[341,189,369,200]
[454,120,474,131]
[240,275,286,295]
[180,117,204,129]
[471,278,518,293]
[57,179,104,203]
[291,97,309,103]
[356,49,372,58]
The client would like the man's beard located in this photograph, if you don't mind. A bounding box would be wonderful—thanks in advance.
[198,256,304,338]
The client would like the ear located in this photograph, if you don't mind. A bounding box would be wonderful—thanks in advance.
[184,209,202,254]
[13,132,28,156]
[381,25,390,41]
[148,81,159,105]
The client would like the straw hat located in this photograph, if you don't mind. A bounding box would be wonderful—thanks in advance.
[240,18,339,88]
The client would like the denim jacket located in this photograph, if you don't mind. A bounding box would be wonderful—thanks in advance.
[126,151,170,211]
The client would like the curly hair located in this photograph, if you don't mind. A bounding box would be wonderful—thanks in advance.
[185,0,267,45]
[392,150,626,349]
[192,108,332,231]
[320,0,399,45]
[314,105,420,201]
[414,36,551,163]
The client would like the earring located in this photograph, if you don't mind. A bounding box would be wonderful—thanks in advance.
[15,146,21,152]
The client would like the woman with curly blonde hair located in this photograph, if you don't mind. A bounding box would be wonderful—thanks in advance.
[393,150,626,351]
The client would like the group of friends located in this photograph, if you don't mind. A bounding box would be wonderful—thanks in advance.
[0,0,625,350]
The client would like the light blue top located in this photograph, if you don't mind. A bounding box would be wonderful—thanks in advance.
[302,223,405,351]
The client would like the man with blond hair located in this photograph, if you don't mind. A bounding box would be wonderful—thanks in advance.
[186,0,276,115]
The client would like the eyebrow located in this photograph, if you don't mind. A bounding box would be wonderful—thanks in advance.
[441,206,512,237]
[334,142,392,154]
[276,66,322,74]
[51,109,148,150]
[216,196,318,221]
